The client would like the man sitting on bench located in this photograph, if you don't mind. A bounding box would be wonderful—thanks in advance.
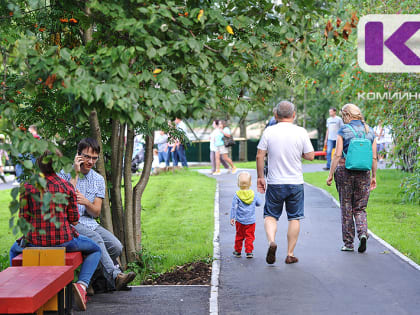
[9,150,101,311]
[59,138,136,292]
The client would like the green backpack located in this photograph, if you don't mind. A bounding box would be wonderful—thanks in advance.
[343,124,372,171]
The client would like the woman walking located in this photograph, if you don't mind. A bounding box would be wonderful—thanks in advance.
[210,120,229,173]
[326,104,377,253]
[213,120,237,175]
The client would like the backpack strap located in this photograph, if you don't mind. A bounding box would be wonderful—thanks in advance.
[346,124,365,139]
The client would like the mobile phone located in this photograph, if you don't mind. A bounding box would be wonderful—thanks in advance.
[77,152,84,167]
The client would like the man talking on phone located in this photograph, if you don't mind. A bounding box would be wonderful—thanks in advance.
[59,138,135,292]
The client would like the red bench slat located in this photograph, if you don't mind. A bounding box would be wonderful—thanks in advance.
[12,251,83,270]
[314,151,327,156]
[0,266,73,314]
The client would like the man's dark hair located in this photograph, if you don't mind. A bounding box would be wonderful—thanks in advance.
[77,138,100,155]
[37,150,62,175]
[330,108,337,112]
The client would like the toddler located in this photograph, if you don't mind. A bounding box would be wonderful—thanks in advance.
[230,172,261,258]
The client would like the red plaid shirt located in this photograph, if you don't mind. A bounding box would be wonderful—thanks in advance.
[20,173,79,246]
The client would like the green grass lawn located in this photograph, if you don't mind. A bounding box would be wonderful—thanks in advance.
[190,159,324,170]
[0,170,215,280]
[130,169,215,283]
[304,169,420,264]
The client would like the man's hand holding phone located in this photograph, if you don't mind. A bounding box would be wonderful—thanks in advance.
[74,152,84,173]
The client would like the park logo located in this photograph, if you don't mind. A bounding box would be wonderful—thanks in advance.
[358,15,420,73]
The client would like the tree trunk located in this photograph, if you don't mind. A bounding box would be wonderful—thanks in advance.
[83,5,113,231]
[124,127,137,262]
[110,120,125,242]
[89,110,113,232]
[238,113,248,162]
[132,133,154,253]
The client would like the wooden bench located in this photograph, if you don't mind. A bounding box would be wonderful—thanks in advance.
[314,151,327,157]
[0,265,74,315]
[12,251,83,271]
[10,248,83,314]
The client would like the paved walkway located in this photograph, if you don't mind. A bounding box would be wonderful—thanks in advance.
[64,164,419,314]
[215,167,419,315]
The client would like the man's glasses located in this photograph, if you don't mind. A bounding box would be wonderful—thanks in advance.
[80,153,99,162]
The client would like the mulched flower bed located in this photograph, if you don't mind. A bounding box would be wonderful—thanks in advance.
[143,261,212,285]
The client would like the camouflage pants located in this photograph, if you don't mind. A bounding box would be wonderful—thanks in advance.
[334,166,371,248]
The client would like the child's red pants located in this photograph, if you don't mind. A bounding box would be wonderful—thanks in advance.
[235,221,256,253]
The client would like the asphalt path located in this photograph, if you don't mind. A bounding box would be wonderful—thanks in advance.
[215,167,420,315]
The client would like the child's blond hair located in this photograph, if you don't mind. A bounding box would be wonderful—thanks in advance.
[237,171,251,190]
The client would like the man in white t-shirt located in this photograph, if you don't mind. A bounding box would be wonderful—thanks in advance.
[323,108,344,170]
[256,101,314,265]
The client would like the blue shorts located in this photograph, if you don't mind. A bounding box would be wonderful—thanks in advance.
[264,184,305,221]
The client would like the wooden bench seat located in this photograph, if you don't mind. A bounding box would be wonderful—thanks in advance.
[0,266,74,314]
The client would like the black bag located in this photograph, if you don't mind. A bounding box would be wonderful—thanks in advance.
[223,135,235,147]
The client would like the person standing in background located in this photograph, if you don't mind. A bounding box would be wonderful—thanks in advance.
[324,108,344,170]
[210,120,229,173]
[155,130,169,166]
[174,117,189,168]
[0,134,10,181]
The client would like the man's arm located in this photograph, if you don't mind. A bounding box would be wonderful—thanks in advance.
[256,149,267,193]
[302,151,315,161]
[324,128,329,147]
[69,154,82,188]
[76,193,102,218]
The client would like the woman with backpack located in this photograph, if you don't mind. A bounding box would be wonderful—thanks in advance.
[326,104,377,253]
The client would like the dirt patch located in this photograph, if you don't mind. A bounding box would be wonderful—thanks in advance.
[143,261,212,285]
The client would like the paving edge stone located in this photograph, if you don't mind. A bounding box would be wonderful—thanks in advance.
[305,182,420,271]
[209,183,220,315]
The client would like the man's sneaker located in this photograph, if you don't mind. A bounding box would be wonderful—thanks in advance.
[72,283,87,311]
[212,171,221,176]
[341,245,354,252]
[358,235,367,253]
[232,251,241,258]
[246,252,253,259]
[266,242,277,264]
[115,272,136,291]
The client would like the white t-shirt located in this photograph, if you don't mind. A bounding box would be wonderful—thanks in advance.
[326,116,344,140]
[257,122,314,185]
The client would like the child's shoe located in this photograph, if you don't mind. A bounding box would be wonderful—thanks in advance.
[232,251,241,257]
[246,252,253,259]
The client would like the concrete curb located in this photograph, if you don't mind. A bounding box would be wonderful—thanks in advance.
[209,183,220,315]
[305,182,420,271]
